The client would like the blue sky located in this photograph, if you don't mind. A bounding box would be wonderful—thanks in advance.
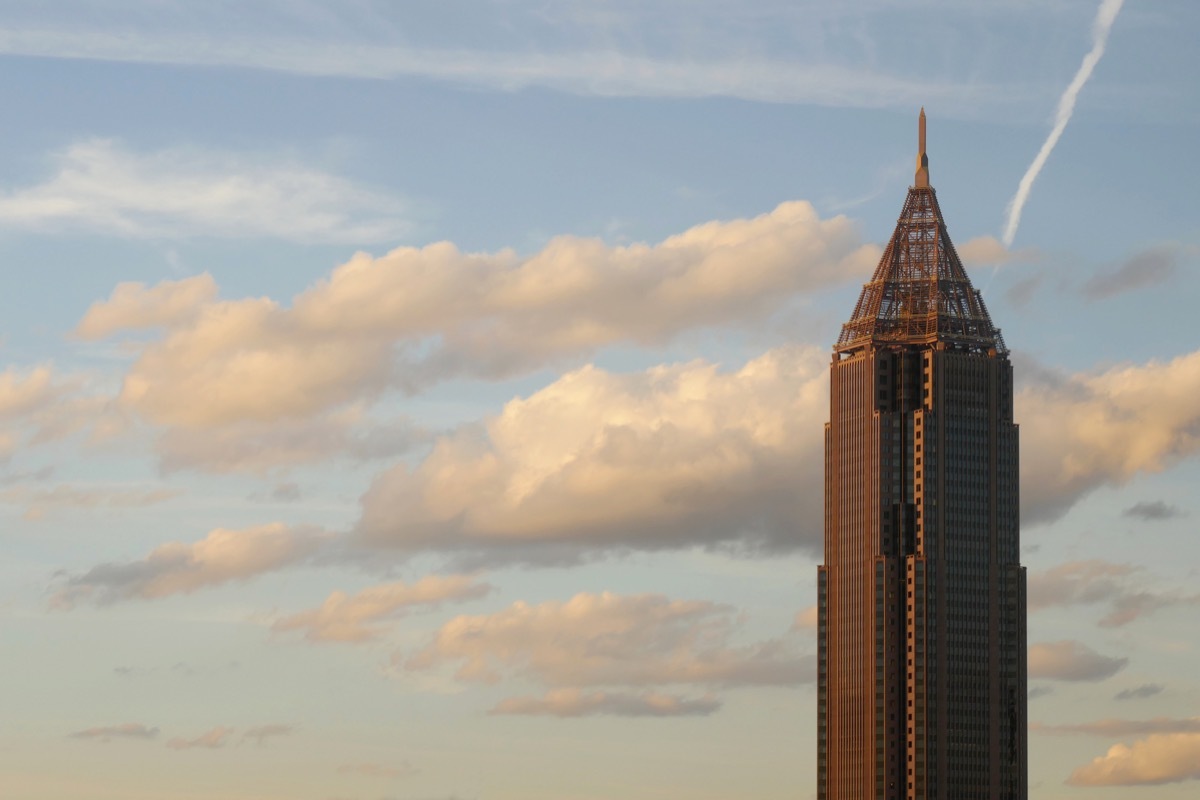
[1,1,1199,798]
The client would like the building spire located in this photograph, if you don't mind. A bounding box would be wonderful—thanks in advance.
[915,107,930,188]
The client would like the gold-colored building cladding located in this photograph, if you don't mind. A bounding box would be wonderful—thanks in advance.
[818,111,1027,799]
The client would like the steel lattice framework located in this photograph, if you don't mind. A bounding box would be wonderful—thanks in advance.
[836,186,1006,355]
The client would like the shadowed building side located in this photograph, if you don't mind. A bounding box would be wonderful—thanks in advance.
[818,110,1027,800]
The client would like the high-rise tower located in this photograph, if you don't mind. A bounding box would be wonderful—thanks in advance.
[817,111,1027,800]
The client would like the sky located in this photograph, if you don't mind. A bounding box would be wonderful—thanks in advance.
[1,1,1198,798]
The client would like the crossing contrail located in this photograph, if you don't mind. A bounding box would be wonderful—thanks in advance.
[1002,0,1125,247]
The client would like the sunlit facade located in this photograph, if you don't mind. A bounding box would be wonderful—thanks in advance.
[817,111,1027,799]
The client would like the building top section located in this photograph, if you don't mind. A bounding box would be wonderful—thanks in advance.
[836,112,1006,356]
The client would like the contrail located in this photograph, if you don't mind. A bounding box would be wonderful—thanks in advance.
[1001,0,1125,247]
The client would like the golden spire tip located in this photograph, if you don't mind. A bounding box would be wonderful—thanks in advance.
[915,108,930,188]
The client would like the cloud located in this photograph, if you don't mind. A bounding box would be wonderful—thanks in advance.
[1017,348,1200,525]
[404,591,811,690]
[1001,0,1126,246]
[1082,246,1180,300]
[490,689,721,718]
[1005,274,1044,308]
[1068,733,1200,786]
[1123,501,1182,521]
[354,341,1200,563]
[1027,560,1200,627]
[1115,684,1165,701]
[0,484,179,520]
[0,140,409,242]
[156,410,426,474]
[54,523,327,607]
[241,724,296,746]
[75,274,218,339]
[0,364,122,457]
[792,606,819,631]
[69,722,159,741]
[1028,686,1054,700]
[0,16,1018,113]
[166,726,235,750]
[272,576,492,643]
[957,235,1037,267]
[358,347,827,563]
[79,202,874,433]
[1027,640,1127,682]
[1036,717,1200,737]
[337,761,418,779]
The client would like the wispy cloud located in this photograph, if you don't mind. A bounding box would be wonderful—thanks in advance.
[166,726,234,750]
[272,576,492,643]
[337,761,418,779]
[0,483,179,520]
[0,140,410,243]
[0,21,1014,113]
[490,689,721,718]
[1036,717,1200,737]
[241,724,295,746]
[1123,501,1183,521]
[1002,0,1126,246]
[1083,246,1181,300]
[69,722,159,742]
[1115,684,1166,701]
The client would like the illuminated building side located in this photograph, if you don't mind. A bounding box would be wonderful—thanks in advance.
[817,110,1027,800]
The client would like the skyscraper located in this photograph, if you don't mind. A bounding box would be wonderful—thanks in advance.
[817,111,1027,800]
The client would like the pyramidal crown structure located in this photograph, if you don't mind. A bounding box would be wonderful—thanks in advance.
[837,108,1006,356]
[818,111,1026,799]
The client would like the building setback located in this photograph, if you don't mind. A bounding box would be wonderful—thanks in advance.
[817,111,1027,799]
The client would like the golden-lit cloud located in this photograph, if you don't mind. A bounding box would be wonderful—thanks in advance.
[792,606,820,631]
[54,523,327,607]
[351,343,1200,561]
[75,274,218,339]
[490,688,721,718]
[272,576,492,643]
[1068,733,1200,786]
[358,347,827,561]
[405,591,811,689]
[1027,640,1127,682]
[77,203,874,435]
[957,235,1037,266]
[1017,349,1200,524]
[165,726,234,750]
